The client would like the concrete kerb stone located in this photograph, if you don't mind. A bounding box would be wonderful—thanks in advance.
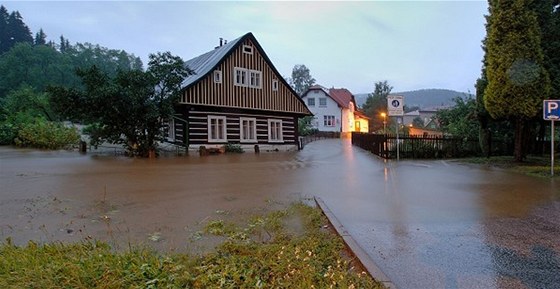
[314,196,397,289]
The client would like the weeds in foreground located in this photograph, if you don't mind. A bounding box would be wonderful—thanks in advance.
[0,203,383,289]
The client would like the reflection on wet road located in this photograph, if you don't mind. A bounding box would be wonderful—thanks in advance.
[1,139,559,288]
[299,139,560,289]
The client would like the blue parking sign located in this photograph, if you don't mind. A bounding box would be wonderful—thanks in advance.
[543,100,560,120]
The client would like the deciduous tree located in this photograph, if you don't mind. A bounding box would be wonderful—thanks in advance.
[49,52,191,157]
[362,80,393,132]
[289,64,315,96]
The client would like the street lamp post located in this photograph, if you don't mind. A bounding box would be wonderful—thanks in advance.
[381,112,387,134]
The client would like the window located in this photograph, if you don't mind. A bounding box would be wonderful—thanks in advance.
[208,116,227,142]
[319,98,327,107]
[243,45,253,55]
[234,67,262,89]
[249,70,262,88]
[167,118,175,140]
[307,98,315,106]
[234,67,247,86]
[268,119,283,142]
[324,115,335,127]
[213,70,222,84]
[272,79,279,91]
[240,117,257,143]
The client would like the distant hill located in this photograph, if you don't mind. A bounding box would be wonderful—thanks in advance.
[355,89,472,109]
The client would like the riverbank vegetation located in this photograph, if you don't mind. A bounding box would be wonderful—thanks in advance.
[0,203,383,289]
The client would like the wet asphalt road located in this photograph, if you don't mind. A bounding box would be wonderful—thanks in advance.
[1,139,559,288]
[299,139,560,289]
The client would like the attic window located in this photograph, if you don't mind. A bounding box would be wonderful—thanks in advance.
[272,79,279,91]
[213,70,222,84]
[243,45,253,55]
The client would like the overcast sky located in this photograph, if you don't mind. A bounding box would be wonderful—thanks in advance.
[5,1,488,94]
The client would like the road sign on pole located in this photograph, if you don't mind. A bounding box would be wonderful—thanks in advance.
[543,100,560,120]
[387,95,404,116]
[387,95,404,160]
[543,100,559,176]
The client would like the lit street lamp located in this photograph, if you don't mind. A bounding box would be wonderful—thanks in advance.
[380,112,387,134]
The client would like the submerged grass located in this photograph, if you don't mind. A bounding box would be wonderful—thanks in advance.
[0,203,383,289]
[460,155,560,178]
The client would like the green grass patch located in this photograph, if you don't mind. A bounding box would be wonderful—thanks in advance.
[0,203,383,289]
[460,155,559,178]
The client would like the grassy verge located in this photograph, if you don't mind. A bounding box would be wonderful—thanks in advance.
[0,203,383,289]
[459,155,559,178]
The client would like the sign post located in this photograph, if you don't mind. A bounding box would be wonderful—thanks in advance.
[388,95,404,161]
[543,100,559,176]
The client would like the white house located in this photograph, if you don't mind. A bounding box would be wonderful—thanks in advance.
[301,85,369,136]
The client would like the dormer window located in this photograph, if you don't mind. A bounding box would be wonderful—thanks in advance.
[243,45,253,55]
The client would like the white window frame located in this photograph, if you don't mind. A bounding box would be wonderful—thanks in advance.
[319,97,327,107]
[243,45,253,55]
[167,117,175,140]
[213,70,222,84]
[268,119,283,143]
[239,117,257,143]
[307,98,315,107]
[234,67,247,87]
[208,115,227,143]
[272,79,279,91]
[234,67,262,89]
[249,70,262,89]
[324,115,335,127]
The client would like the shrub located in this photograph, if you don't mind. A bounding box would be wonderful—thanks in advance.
[224,143,244,153]
[14,119,80,149]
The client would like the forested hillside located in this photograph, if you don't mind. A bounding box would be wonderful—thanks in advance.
[355,88,471,109]
[0,4,143,99]
[0,4,143,148]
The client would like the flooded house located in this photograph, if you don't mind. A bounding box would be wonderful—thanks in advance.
[301,85,370,136]
[168,32,312,152]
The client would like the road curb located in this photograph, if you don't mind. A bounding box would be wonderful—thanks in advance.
[314,196,397,289]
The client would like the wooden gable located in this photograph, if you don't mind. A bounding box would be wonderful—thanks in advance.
[179,33,311,116]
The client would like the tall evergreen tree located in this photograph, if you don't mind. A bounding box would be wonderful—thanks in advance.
[484,0,551,161]
[59,35,69,53]
[0,5,11,54]
[34,28,46,46]
[6,11,33,49]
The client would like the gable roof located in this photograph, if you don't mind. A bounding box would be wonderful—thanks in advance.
[302,85,356,109]
[181,36,244,88]
[328,88,355,109]
[179,32,310,116]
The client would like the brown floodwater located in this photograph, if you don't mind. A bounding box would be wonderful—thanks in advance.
[0,146,309,252]
[1,139,559,288]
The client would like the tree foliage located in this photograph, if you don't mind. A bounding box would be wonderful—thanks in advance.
[289,64,315,96]
[49,52,191,157]
[361,80,393,132]
[483,0,551,161]
[34,28,47,46]
[437,97,480,140]
[0,86,66,146]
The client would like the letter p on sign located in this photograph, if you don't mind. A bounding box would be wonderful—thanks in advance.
[543,100,560,120]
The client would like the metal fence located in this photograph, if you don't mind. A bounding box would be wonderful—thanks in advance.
[352,132,484,159]
[298,131,341,150]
